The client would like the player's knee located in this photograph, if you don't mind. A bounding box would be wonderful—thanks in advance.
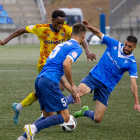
[94,115,103,123]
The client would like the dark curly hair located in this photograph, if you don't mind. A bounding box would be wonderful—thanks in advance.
[52,10,65,19]
[127,36,138,44]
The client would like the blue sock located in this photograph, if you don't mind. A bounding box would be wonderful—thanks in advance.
[65,94,74,105]
[84,110,95,121]
[22,116,45,138]
[35,114,64,132]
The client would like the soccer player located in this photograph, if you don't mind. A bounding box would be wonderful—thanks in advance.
[67,20,140,123]
[18,23,85,140]
[0,10,96,124]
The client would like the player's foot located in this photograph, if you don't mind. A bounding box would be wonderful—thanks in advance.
[73,106,89,118]
[12,103,20,124]
[23,124,35,140]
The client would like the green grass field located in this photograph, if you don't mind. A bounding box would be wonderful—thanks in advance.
[0,44,140,140]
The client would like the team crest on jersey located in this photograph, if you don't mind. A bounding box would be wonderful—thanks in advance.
[124,60,128,63]
[113,46,117,50]
[61,32,65,37]
[72,52,77,58]
[29,25,34,30]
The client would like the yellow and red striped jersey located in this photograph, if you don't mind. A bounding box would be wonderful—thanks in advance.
[26,23,72,73]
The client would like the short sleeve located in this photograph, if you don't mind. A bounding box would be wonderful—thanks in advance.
[129,62,138,78]
[67,47,82,63]
[26,24,39,36]
[101,35,119,46]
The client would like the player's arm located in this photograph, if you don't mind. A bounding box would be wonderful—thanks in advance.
[0,27,29,45]
[81,39,96,61]
[63,57,75,90]
[63,57,80,104]
[83,20,103,39]
[130,77,140,112]
[60,75,72,93]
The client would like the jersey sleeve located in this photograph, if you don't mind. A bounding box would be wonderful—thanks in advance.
[67,47,82,63]
[26,24,40,36]
[129,62,138,78]
[101,35,119,46]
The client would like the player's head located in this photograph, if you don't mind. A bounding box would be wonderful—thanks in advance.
[123,36,137,55]
[72,23,86,44]
[51,10,65,32]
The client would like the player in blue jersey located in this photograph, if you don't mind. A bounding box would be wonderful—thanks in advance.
[18,23,86,140]
[66,20,140,123]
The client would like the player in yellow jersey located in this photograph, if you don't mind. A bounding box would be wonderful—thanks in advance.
[0,10,96,125]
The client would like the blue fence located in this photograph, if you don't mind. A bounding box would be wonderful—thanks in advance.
[0,4,13,24]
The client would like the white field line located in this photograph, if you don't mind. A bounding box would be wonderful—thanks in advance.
[0,70,33,72]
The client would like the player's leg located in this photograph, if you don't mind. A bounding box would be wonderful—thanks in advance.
[12,91,38,124]
[18,111,54,140]
[74,81,109,123]
[93,100,106,123]
[23,109,69,140]
[12,74,63,124]
[73,83,91,118]
[66,74,94,105]
[12,66,43,124]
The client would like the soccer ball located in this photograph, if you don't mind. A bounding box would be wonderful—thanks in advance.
[60,115,77,131]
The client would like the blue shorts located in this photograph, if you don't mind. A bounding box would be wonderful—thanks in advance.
[35,77,68,112]
[80,73,110,106]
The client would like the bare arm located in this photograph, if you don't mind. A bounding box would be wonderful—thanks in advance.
[83,20,103,39]
[81,39,96,61]
[0,27,29,45]
[130,77,140,112]
[63,57,80,104]
[63,57,74,87]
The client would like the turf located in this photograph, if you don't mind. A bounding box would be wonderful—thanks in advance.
[0,44,140,140]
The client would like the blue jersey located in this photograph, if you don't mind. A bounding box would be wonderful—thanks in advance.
[37,39,82,83]
[90,35,138,92]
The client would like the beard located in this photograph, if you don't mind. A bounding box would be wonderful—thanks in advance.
[123,48,132,55]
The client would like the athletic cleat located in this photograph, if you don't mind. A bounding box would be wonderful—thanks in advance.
[73,106,89,118]
[23,125,35,140]
[12,103,20,124]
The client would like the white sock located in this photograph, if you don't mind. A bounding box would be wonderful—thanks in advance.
[19,136,27,140]
[16,103,23,111]
[30,124,37,134]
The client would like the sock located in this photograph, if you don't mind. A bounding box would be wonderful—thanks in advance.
[16,103,23,111]
[21,91,38,107]
[22,117,45,139]
[35,114,64,132]
[30,124,37,134]
[19,136,27,140]
[84,110,95,121]
[65,94,74,105]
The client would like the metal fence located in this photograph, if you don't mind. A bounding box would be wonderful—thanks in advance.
[109,0,140,29]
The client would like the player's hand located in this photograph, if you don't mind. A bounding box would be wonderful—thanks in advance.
[83,20,90,27]
[83,20,93,30]
[134,104,140,112]
[75,93,81,105]
[0,39,5,45]
[86,52,96,61]
[70,85,81,105]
